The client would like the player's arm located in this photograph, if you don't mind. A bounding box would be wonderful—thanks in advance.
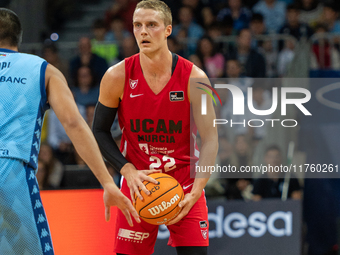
[167,65,218,225]
[93,61,160,204]
[45,64,140,226]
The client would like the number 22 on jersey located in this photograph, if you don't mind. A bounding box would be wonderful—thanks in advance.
[149,155,176,172]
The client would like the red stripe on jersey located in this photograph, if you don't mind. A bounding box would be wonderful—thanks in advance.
[118,53,198,185]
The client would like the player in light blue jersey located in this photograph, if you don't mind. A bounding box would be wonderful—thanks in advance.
[0,8,141,255]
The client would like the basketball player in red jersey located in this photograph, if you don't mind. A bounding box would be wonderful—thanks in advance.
[92,1,218,254]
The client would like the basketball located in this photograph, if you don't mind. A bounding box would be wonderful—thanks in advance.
[134,173,184,225]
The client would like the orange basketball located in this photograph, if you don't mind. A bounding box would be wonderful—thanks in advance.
[134,173,184,225]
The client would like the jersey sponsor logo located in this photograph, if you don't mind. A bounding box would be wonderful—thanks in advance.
[131,119,182,144]
[118,228,150,242]
[169,91,184,101]
[148,194,180,216]
[139,143,149,154]
[200,221,208,228]
[201,230,208,239]
[183,183,193,190]
[0,54,7,57]
[130,93,144,98]
[131,119,182,134]
[0,76,26,84]
[130,79,138,89]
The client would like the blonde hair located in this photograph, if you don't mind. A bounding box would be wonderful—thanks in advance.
[135,0,172,26]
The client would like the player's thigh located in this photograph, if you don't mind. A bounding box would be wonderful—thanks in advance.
[0,159,53,255]
[167,191,209,247]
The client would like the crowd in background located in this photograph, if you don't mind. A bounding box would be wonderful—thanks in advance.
[36,0,340,202]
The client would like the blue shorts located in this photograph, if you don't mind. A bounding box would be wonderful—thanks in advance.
[0,158,54,255]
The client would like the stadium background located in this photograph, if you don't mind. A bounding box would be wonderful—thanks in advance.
[2,0,340,254]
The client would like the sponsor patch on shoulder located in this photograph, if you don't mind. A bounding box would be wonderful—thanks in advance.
[200,221,208,228]
[169,91,184,101]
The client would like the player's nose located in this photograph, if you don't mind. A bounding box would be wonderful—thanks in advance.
[140,24,148,35]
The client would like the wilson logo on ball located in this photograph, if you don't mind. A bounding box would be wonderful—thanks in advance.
[147,194,180,216]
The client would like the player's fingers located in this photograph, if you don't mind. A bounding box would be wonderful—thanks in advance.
[105,206,111,222]
[122,208,134,227]
[143,175,160,185]
[133,185,144,201]
[130,189,136,204]
[139,182,151,196]
[126,201,141,223]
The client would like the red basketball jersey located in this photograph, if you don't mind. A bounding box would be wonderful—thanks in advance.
[118,53,198,186]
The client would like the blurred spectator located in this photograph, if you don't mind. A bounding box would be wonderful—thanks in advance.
[201,6,216,29]
[42,43,69,83]
[105,17,132,52]
[249,13,267,37]
[47,106,86,165]
[249,13,268,50]
[36,160,50,190]
[277,38,296,76]
[217,0,252,32]
[196,35,225,78]
[298,0,324,28]
[104,0,138,33]
[167,36,185,57]
[310,23,340,69]
[245,81,273,140]
[72,66,99,106]
[69,37,108,85]
[253,0,286,33]
[106,162,122,187]
[252,145,302,200]
[225,135,253,201]
[221,59,253,121]
[85,104,96,128]
[188,54,204,70]
[226,28,266,78]
[279,4,314,42]
[118,36,139,61]
[38,143,64,189]
[91,18,119,66]
[181,0,205,25]
[172,6,205,56]
[259,40,278,77]
[319,3,340,34]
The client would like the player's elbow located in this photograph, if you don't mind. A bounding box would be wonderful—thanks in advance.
[62,114,85,132]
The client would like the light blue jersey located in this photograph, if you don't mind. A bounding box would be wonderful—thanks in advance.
[0,48,53,255]
[0,48,49,169]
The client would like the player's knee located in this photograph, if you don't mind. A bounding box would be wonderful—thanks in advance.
[176,246,208,255]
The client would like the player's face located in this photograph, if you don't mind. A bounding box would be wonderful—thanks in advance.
[133,8,172,54]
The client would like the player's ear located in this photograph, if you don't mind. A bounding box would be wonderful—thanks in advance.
[165,25,172,38]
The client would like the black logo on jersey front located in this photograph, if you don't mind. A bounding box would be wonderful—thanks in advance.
[131,119,182,144]
[130,119,182,134]
[200,221,208,228]
[170,91,184,101]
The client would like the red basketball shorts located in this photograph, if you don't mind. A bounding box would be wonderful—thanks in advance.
[113,178,209,255]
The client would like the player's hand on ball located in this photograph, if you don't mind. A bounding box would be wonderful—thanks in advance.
[121,163,161,203]
[165,192,199,225]
[103,182,140,226]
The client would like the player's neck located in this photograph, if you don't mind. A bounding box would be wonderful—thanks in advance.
[140,48,172,77]
[0,45,18,51]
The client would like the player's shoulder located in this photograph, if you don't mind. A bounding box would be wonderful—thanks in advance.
[189,64,208,79]
[105,59,126,80]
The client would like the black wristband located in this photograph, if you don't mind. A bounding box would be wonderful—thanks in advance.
[92,102,129,172]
